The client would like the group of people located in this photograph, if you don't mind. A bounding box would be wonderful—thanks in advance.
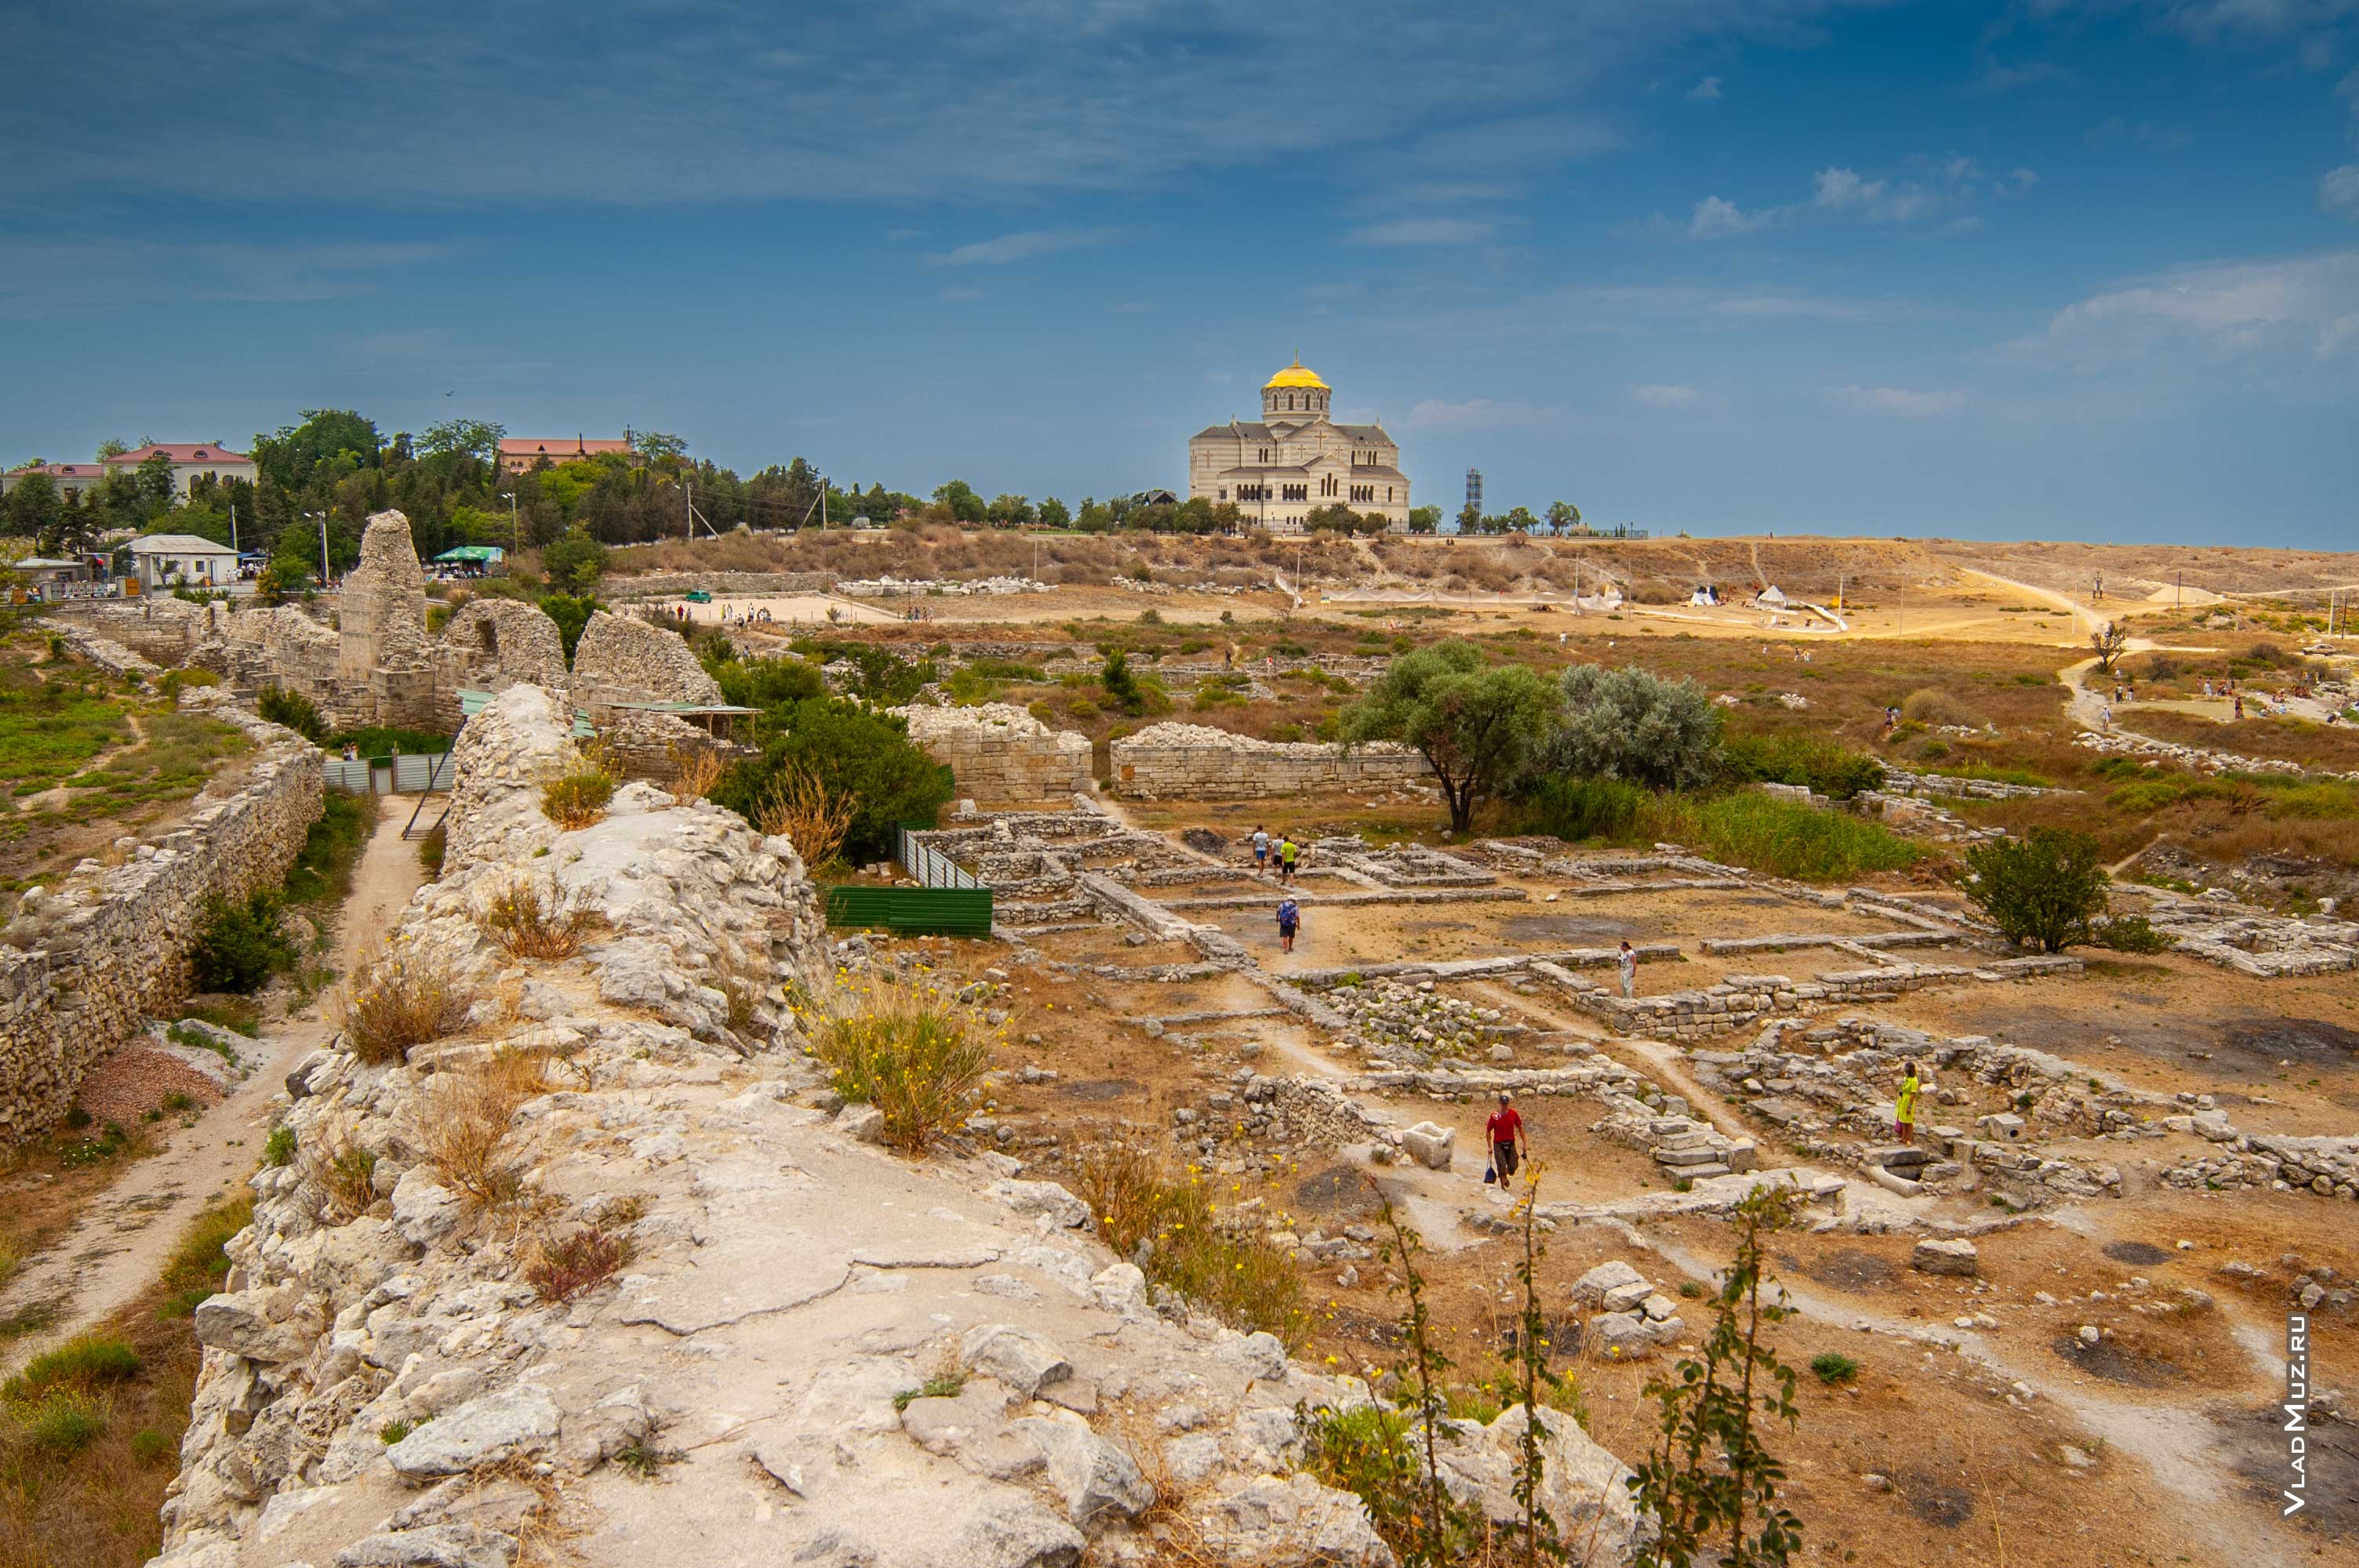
[1248,825,1304,884]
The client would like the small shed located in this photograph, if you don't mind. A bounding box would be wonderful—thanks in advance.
[129,532,239,590]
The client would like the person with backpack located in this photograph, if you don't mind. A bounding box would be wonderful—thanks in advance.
[1276,895,1300,953]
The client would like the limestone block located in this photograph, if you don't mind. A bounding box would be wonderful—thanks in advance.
[1912,1238,1979,1276]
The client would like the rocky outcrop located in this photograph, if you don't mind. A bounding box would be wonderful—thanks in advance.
[154,684,1540,1568]
[0,691,322,1142]
[338,511,431,679]
[431,600,569,728]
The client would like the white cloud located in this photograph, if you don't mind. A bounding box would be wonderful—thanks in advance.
[1813,167,1885,209]
[929,227,1118,266]
[2324,165,2359,219]
[1630,383,1699,408]
[1686,74,1723,100]
[1827,385,1965,416]
[2003,249,2359,368]
[1349,216,1495,246]
[1688,195,1782,238]
[2010,167,2041,191]
[1406,397,1568,430]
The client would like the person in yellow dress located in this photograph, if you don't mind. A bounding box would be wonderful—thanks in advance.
[1894,1062,1921,1145]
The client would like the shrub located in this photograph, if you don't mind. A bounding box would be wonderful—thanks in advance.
[1722,731,1885,800]
[1553,662,1722,789]
[263,1126,296,1167]
[540,767,616,829]
[1964,826,2109,953]
[256,685,328,743]
[17,1389,104,1455]
[525,1223,634,1303]
[1516,774,1651,842]
[1899,688,1979,728]
[749,760,858,869]
[2091,914,2171,954]
[188,891,299,993]
[669,743,725,802]
[1101,651,1146,713]
[709,699,952,865]
[481,878,602,960]
[1070,1143,1309,1345]
[1809,1352,1859,1385]
[303,1125,380,1221]
[812,979,997,1154]
[129,1427,174,1464]
[343,948,475,1063]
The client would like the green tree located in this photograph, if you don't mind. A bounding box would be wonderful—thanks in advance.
[1545,500,1583,534]
[1074,497,1114,533]
[420,417,505,465]
[633,430,689,467]
[1553,664,1723,790]
[1100,650,1146,713]
[539,593,602,663]
[1407,505,1442,534]
[1036,495,1071,529]
[3,472,60,535]
[1962,826,2108,953]
[253,409,382,492]
[1340,640,1560,833]
[932,479,987,524]
[710,699,954,864]
[96,437,131,459]
[1456,500,1485,534]
[542,526,609,593]
[134,451,178,517]
[1503,505,1539,533]
[986,492,1034,526]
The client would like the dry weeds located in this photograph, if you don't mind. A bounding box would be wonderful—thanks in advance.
[415,1049,552,1211]
[343,947,477,1064]
[751,760,856,869]
[481,878,605,961]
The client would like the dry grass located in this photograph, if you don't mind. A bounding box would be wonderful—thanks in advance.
[1900,686,1983,728]
[540,767,616,829]
[481,878,605,961]
[524,1221,634,1304]
[751,760,856,869]
[415,1049,551,1210]
[300,1121,379,1223]
[809,973,998,1152]
[1070,1142,1310,1347]
[342,947,477,1064]
[667,743,726,802]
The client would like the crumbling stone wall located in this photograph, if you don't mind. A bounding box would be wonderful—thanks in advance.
[1110,721,1431,799]
[0,692,322,1142]
[429,598,571,728]
[569,608,722,715]
[336,510,431,679]
[890,702,1092,800]
[49,597,212,663]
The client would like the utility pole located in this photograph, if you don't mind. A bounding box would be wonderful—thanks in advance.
[509,491,520,556]
[230,503,238,557]
[307,511,329,586]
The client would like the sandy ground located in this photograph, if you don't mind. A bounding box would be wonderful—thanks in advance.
[0,800,426,1372]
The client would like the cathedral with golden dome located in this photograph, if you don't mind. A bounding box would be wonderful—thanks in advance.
[1186,359,1410,532]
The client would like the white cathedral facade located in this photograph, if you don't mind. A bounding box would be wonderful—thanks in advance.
[1186,361,1410,532]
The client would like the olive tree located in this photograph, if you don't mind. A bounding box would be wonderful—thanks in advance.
[1550,664,1723,789]
[1963,827,2108,953]
[1339,640,1559,833]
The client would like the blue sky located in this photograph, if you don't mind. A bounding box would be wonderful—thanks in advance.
[5,0,2357,544]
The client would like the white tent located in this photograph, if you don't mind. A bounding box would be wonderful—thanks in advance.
[1755,585,1789,608]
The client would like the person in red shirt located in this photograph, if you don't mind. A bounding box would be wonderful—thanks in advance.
[1485,1091,1525,1183]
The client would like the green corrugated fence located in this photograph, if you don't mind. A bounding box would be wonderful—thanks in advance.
[823,884,994,937]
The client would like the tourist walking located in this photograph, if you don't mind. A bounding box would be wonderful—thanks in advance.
[1616,939,1637,1000]
[1251,824,1270,876]
[1894,1061,1921,1145]
[1485,1091,1525,1185]
[1280,834,1300,884]
[1276,895,1300,954]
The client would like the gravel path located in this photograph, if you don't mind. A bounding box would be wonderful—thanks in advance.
[0,799,425,1370]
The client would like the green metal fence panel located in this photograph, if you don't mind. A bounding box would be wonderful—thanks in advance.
[823,885,994,937]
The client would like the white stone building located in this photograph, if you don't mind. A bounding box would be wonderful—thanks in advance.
[1187,360,1410,532]
[128,533,239,590]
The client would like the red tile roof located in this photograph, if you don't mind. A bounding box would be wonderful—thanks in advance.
[499,437,634,460]
[8,463,103,478]
[102,443,253,466]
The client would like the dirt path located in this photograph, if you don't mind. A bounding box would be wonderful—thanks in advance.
[0,801,424,1370]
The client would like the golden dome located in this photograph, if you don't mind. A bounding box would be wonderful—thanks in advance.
[1263,358,1329,390]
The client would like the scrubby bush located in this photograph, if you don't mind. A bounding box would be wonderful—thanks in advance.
[1899,688,1979,728]
[342,948,475,1063]
[812,978,997,1153]
[481,878,603,960]
[1516,774,1651,842]
[525,1222,635,1303]
[416,1050,551,1210]
[1964,826,2108,953]
[1688,793,1922,881]
[1071,1143,1308,1345]
[1722,731,1885,800]
[710,700,952,866]
[256,685,328,743]
[188,891,299,993]
[1552,663,1721,789]
[2091,913,2171,954]
[416,821,446,877]
[1809,1352,1859,1385]
[540,767,616,829]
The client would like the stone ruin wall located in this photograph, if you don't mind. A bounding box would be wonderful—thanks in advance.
[890,702,1092,801]
[599,568,832,599]
[569,608,723,716]
[0,691,323,1142]
[336,512,432,679]
[1109,720,1432,800]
